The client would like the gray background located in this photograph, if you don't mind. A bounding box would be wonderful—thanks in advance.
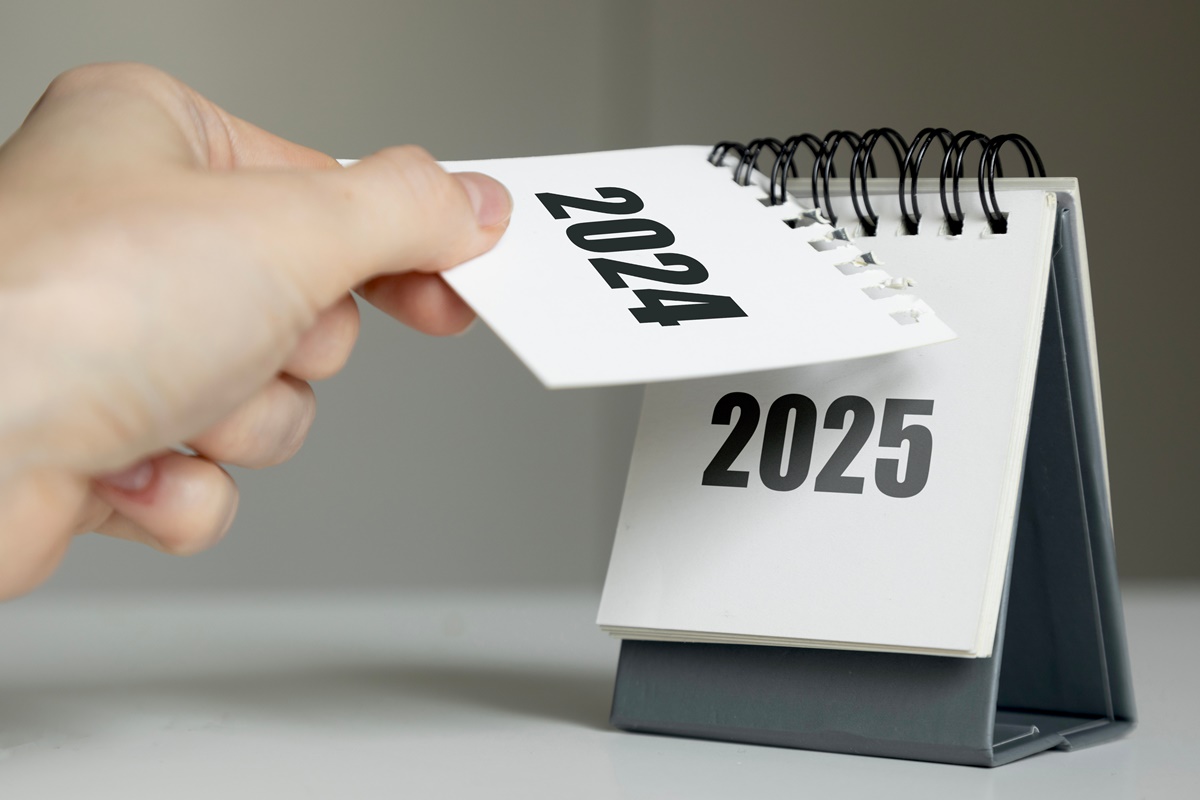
[0,0,1194,593]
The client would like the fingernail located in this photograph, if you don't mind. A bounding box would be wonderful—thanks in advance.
[455,172,512,228]
[97,460,156,494]
[452,317,478,337]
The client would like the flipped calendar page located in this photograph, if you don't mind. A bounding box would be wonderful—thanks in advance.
[439,147,954,388]
[596,188,1059,658]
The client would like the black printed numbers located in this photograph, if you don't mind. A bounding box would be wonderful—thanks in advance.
[700,392,758,488]
[589,253,708,288]
[629,289,748,327]
[759,394,817,491]
[701,392,934,497]
[535,187,746,326]
[536,187,644,219]
[814,395,875,494]
[874,399,935,498]
[566,218,675,252]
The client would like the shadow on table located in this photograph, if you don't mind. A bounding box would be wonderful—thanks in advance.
[0,659,615,747]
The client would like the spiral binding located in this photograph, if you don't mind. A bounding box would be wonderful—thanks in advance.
[708,129,1046,236]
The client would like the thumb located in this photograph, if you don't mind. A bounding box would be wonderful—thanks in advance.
[236,145,511,310]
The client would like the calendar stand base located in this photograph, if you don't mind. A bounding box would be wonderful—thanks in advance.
[610,640,1133,767]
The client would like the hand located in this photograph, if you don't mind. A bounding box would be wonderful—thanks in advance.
[0,63,511,598]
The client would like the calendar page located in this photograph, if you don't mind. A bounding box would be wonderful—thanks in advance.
[440,147,954,388]
[597,188,1059,657]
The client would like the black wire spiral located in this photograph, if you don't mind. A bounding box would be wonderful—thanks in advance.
[707,129,1046,235]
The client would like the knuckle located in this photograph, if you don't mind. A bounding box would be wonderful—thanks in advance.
[150,526,204,556]
[244,378,315,469]
[374,145,461,217]
[0,537,69,600]
[0,472,75,598]
[194,421,252,466]
[43,63,166,100]
[381,144,437,169]
[43,64,112,97]
[301,298,360,381]
[192,379,316,470]
[154,520,222,557]
[272,381,316,466]
[154,482,238,557]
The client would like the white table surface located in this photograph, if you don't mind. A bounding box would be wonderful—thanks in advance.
[0,583,1192,799]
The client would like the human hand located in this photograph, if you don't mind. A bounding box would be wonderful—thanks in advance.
[0,63,511,598]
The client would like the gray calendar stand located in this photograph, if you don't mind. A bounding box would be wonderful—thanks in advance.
[608,200,1137,767]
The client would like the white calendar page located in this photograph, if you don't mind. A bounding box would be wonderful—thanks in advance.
[597,188,1059,657]
[440,147,953,388]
